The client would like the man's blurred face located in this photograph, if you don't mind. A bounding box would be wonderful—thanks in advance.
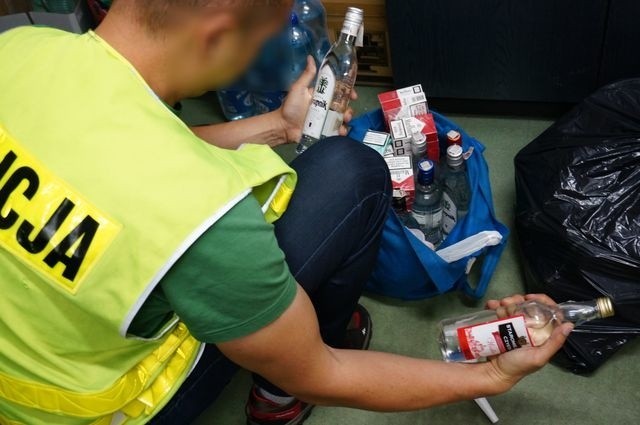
[196,4,291,90]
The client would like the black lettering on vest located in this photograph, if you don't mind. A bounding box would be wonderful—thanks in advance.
[43,215,99,281]
[0,151,17,179]
[0,166,39,230]
[17,198,76,254]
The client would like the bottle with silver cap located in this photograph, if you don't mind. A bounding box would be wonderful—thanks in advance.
[441,144,470,237]
[438,297,615,362]
[411,130,427,171]
[412,159,443,246]
[297,7,364,154]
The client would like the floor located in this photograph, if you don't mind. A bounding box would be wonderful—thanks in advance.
[181,88,640,425]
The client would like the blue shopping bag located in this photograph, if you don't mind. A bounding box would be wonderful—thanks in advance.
[349,109,509,300]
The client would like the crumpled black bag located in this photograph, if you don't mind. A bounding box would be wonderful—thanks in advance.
[515,78,640,374]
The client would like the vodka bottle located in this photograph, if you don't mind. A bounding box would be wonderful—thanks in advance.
[411,130,427,171]
[438,297,615,362]
[394,196,436,251]
[297,7,363,154]
[446,130,462,147]
[412,160,443,246]
[441,145,470,237]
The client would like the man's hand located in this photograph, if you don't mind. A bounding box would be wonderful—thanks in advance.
[278,56,359,143]
[484,294,574,392]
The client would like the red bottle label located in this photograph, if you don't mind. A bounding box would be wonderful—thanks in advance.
[457,315,534,360]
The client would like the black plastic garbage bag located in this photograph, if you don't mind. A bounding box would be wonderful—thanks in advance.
[515,78,640,374]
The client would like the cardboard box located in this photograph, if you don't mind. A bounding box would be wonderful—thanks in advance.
[324,0,392,86]
[378,84,429,128]
[384,155,415,211]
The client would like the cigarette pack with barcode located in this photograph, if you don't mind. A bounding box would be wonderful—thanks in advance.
[384,155,415,211]
[389,119,412,156]
[362,130,392,156]
[403,114,439,162]
[378,84,429,128]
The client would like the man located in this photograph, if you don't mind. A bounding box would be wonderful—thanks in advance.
[0,1,573,424]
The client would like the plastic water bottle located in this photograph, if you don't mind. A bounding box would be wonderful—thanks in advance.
[298,7,363,154]
[294,0,332,64]
[252,12,314,114]
[441,145,471,238]
[412,160,444,246]
[217,85,256,121]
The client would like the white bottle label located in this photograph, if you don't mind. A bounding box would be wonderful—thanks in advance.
[302,64,336,140]
[457,315,534,360]
[413,210,443,228]
[441,192,457,235]
[322,110,344,137]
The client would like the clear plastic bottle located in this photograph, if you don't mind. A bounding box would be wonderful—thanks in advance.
[252,12,314,114]
[295,0,332,64]
[412,160,443,246]
[441,145,471,238]
[438,297,615,362]
[217,85,256,121]
[297,7,363,154]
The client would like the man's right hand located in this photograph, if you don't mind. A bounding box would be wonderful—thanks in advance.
[484,294,574,392]
[218,287,571,411]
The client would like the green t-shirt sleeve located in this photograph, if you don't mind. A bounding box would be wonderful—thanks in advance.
[157,194,297,344]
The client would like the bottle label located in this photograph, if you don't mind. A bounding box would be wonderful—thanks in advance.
[457,315,534,360]
[302,64,336,140]
[412,210,442,228]
[321,110,344,137]
[441,192,457,235]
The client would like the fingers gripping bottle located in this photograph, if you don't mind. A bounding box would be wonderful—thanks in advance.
[438,297,615,362]
[297,7,364,154]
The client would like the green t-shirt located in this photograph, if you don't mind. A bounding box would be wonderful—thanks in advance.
[129,194,297,343]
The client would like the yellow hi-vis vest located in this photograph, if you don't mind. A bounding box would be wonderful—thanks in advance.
[0,27,296,425]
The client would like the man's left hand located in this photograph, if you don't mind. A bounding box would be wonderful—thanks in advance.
[279,56,359,144]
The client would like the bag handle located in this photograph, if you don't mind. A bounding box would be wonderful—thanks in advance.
[458,226,509,299]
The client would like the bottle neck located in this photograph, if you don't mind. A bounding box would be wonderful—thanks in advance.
[337,31,358,46]
[558,300,602,325]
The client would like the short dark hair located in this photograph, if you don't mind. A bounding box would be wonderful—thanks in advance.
[114,0,290,32]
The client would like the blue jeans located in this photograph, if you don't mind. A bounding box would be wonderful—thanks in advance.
[151,137,391,424]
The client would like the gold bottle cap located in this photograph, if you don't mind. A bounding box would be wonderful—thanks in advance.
[596,297,615,319]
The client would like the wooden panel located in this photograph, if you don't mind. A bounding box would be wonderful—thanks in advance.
[387,0,609,102]
[325,0,392,85]
[324,0,385,17]
[0,0,31,15]
[599,0,640,85]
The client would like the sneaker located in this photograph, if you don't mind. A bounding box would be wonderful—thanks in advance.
[245,304,373,425]
[342,304,373,351]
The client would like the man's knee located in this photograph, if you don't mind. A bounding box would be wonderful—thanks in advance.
[297,137,391,198]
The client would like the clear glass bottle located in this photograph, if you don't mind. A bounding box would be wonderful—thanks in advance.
[438,297,615,362]
[412,160,443,246]
[297,7,363,154]
[411,131,427,172]
[441,145,471,238]
[394,196,435,250]
[446,130,462,147]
